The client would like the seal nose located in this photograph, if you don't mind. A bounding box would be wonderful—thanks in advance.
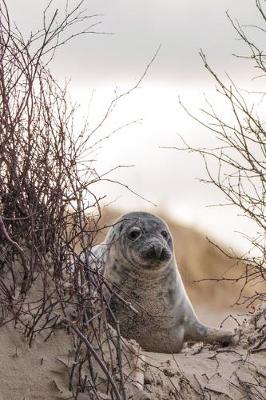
[143,243,171,262]
[160,247,171,261]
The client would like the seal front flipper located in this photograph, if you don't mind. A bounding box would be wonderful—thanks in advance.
[184,318,236,346]
[203,326,236,346]
[79,243,109,297]
[80,243,107,274]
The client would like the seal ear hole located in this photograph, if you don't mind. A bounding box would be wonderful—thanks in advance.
[161,230,168,239]
[127,227,142,241]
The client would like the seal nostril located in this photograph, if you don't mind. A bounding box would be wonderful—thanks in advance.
[160,247,171,261]
[145,245,156,259]
[155,245,163,259]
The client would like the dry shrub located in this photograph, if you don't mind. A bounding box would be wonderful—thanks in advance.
[0,2,139,399]
[172,1,266,308]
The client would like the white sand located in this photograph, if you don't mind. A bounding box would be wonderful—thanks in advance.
[0,305,265,399]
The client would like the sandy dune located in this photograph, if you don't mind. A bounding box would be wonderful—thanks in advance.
[0,209,265,399]
[0,306,265,399]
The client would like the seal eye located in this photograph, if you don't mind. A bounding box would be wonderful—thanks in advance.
[128,227,141,241]
[161,230,168,239]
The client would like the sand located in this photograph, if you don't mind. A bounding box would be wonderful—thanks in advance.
[0,209,264,399]
[0,305,265,400]
[0,325,73,400]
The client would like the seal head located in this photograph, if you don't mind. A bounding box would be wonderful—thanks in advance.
[105,211,173,273]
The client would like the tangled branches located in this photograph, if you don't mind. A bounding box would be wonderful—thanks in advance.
[171,1,266,307]
[0,2,139,398]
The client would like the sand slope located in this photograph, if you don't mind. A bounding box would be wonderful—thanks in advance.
[0,325,73,400]
[0,210,265,399]
[1,306,265,399]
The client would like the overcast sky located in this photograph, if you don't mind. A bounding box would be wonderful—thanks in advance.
[7,0,264,252]
[8,0,260,82]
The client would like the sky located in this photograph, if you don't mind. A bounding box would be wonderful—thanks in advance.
[7,0,264,253]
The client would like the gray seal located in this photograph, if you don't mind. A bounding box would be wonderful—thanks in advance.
[90,211,235,353]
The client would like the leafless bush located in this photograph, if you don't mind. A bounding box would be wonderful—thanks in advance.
[173,1,266,307]
[0,1,142,398]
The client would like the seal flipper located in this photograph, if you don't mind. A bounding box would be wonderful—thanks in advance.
[202,326,236,346]
[80,244,107,274]
[78,243,109,296]
[184,318,235,346]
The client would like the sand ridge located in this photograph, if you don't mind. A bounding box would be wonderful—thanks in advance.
[0,306,265,399]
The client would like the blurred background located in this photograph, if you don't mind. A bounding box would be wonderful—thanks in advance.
[8,0,261,253]
[7,0,263,322]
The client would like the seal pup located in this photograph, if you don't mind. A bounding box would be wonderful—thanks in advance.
[90,211,235,353]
